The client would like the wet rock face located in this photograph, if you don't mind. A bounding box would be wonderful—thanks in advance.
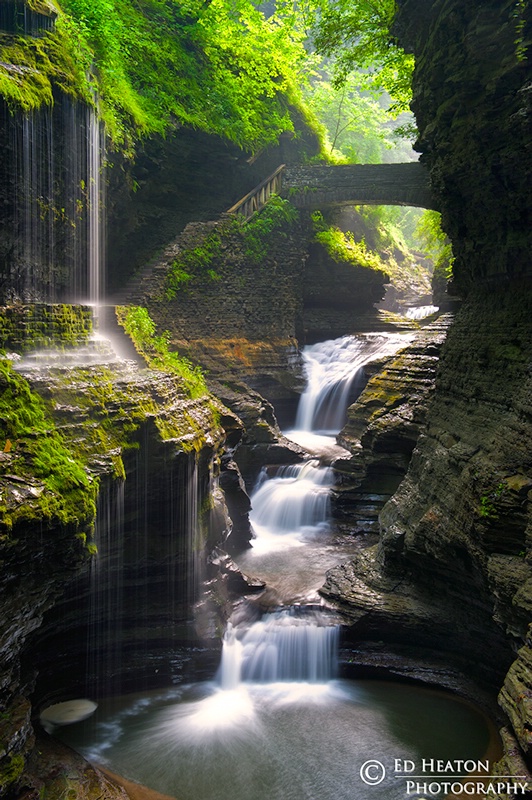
[325,286,532,765]
[395,0,532,293]
[333,317,451,533]
[0,330,243,796]
[301,242,388,343]
[0,512,91,796]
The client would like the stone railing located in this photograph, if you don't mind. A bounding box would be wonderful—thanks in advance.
[227,164,285,220]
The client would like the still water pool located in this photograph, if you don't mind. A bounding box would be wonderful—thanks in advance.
[57,679,493,800]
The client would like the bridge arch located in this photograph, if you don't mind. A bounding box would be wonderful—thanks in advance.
[282,162,438,211]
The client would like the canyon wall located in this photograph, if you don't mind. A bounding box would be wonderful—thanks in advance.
[322,0,532,781]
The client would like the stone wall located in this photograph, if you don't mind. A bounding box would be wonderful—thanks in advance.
[283,162,437,210]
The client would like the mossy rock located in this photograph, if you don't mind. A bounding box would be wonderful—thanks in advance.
[0,304,92,353]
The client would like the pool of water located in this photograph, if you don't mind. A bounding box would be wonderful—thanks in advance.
[57,679,493,800]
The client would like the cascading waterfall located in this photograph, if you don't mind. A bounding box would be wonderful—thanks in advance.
[248,334,411,549]
[294,333,412,435]
[242,609,338,683]
[218,610,339,687]
[405,304,439,319]
[249,460,333,544]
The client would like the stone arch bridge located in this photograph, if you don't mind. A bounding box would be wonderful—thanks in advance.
[227,162,438,219]
[283,162,438,211]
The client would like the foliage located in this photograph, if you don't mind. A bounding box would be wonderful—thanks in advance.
[301,64,416,162]
[479,483,507,519]
[416,210,454,286]
[302,71,390,162]
[116,306,208,399]
[241,196,299,262]
[512,0,528,62]
[308,0,414,112]
[0,0,313,148]
[312,210,384,271]
[0,359,96,531]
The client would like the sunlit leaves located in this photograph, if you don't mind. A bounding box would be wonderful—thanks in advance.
[308,0,414,111]
[57,0,310,148]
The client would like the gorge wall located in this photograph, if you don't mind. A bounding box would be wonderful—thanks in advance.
[319,0,532,783]
[0,309,247,797]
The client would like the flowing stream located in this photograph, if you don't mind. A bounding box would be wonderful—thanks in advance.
[285,332,412,454]
[56,330,495,798]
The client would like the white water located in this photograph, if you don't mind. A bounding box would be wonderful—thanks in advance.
[217,610,339,687]
[240,609,339,683]
[249,461,333,550]
[87,108,105,309]
[293,333,412,435]
[10,102,106,303]
[405,304,439,319]
[248,333,411,553]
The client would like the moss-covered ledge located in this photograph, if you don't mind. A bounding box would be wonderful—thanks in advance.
[0,304,92,354]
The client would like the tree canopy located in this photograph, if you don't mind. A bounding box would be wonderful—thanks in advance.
[308,0,414,111]
[0,0,414,151]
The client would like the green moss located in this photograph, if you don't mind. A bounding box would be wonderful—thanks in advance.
[312,211,385,271]
[0,753,25,791]
[116,306,208,400]
[40,362,152,476]
[0,359,97,533]
[0,304,92,354]
[0,23,93,112]
[27,0,58,16]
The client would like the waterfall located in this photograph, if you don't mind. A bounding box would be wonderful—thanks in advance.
[294,333,411,434]
[249,461,333,541]
[87,106,105,309]
[5,99,105,304]
[250,459,333,534]
[218,624,244,690]
[217,610,339,687]
[183,458,201,609]
[17,109,55,300]
[405,305,439,320]
[87,479,125,698]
